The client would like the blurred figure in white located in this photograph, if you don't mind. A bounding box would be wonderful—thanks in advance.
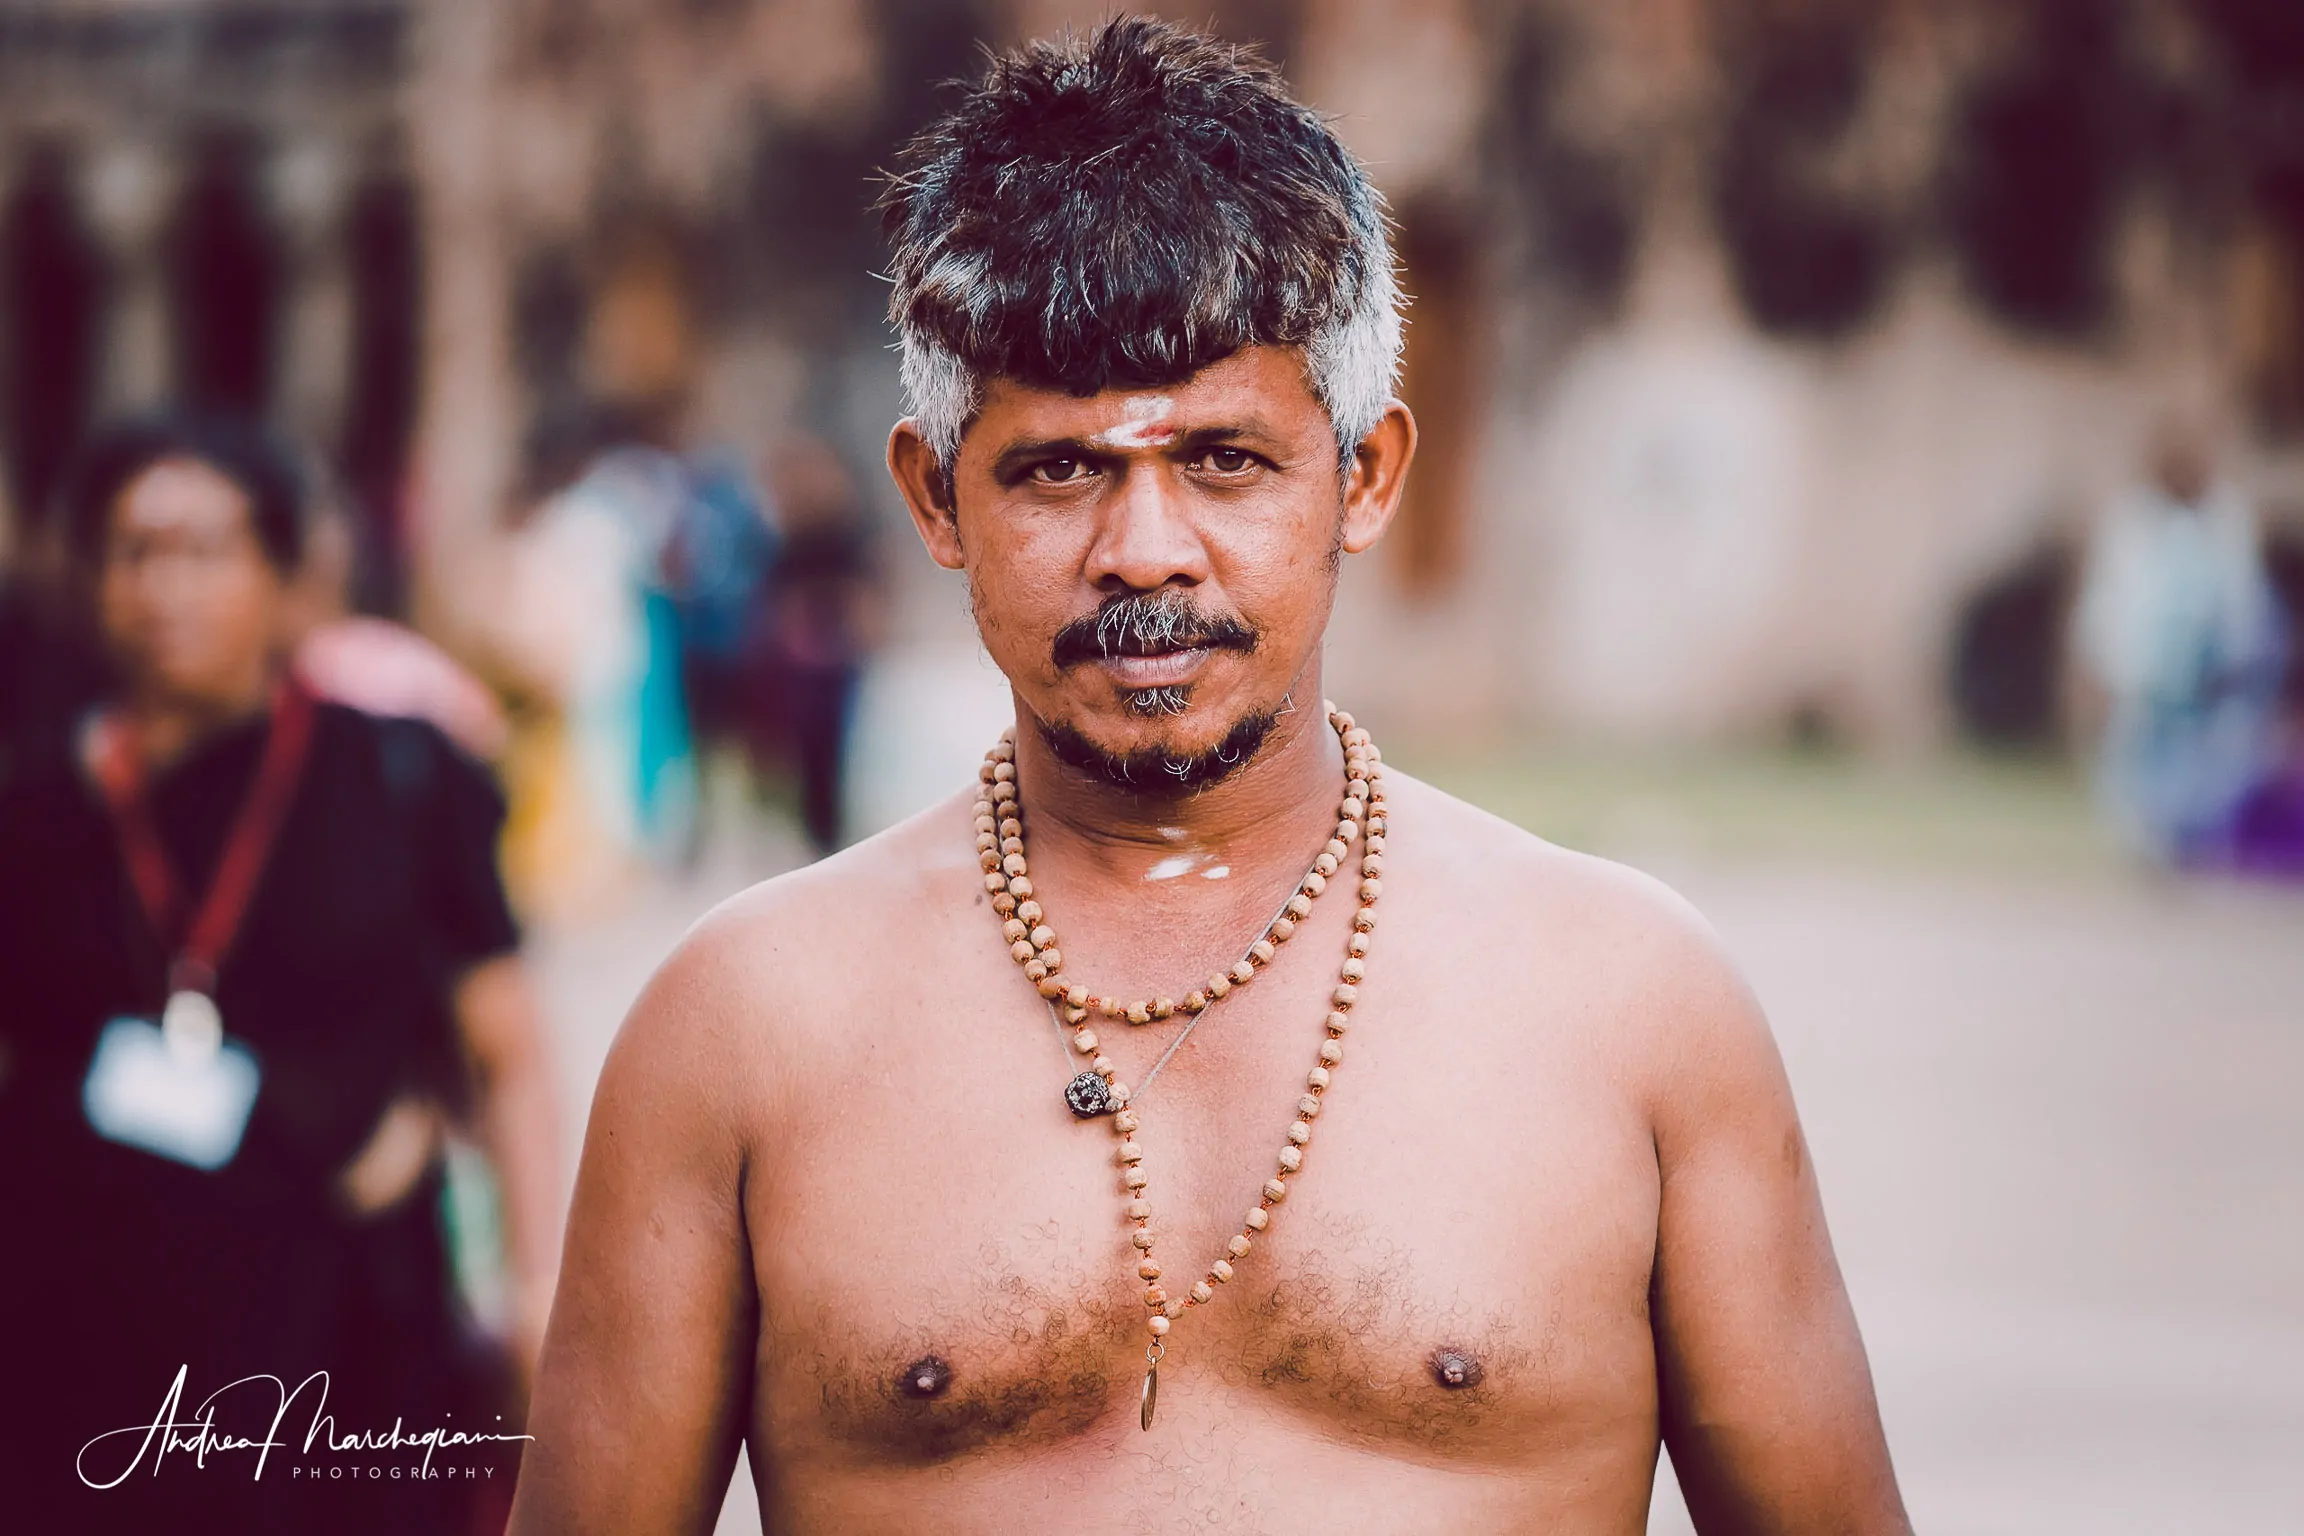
[2075,423,2289,865]
[492,408,699,913]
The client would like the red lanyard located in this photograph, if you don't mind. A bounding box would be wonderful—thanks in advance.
[87,678,319,999]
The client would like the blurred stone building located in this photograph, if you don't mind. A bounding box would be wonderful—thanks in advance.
[2,0,2300,752]
[0,1,418,594]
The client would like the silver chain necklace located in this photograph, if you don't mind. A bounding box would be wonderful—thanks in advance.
[1039,869,1316,1107]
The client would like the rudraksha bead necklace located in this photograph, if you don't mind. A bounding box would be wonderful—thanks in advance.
[972,702,1387,1429]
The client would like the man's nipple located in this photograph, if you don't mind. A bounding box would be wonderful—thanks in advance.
[1429,1347,1484,1390]
[897,1355,953,1399]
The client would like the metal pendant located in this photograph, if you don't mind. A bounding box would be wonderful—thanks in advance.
[161,989,224,1064]
[1140,1338,1165,1431]
[1064,1070,1113,1118]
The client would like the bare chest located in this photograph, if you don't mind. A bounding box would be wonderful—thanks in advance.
[743,971,1662,1471]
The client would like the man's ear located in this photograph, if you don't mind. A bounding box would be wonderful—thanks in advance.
[888,418,965,571]
[1340,399,1416,555]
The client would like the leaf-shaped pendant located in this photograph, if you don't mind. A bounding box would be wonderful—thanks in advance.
[1140,1361,1158,1431]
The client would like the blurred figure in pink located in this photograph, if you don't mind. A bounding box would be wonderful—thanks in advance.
[297,614,510,763]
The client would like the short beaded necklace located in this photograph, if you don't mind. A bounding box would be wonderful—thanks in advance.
[972,703,1387,1430]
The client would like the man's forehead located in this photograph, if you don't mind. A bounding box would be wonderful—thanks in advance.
[970,345,1322,438]
[117,459,250,528]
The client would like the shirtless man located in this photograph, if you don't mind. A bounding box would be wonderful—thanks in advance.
[510,20,1910,1534]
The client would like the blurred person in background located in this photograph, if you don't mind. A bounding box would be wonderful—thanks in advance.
[0,496,111,782]
[0,416,558,1533]
[295,503,512,764]
[2075,420,2289,867]
[2224,634,2304,878]
[491,403,701,912]
[297,607,513,762]
[664,441,778,789]
[752,433,882,853]
[0,546,108,776]
[2225,736,2304,876]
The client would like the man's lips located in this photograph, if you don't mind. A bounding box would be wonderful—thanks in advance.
[1097,646,1215,688]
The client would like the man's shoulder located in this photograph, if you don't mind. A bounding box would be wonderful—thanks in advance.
[1392,770,1711,939]
[0,726,74,808]
[610,790,983,1084]
[697,785,980,962]
[1390,771,1757,1054]
[0,724,100,862]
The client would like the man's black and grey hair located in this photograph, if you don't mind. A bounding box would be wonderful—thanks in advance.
[880,16,1403,472]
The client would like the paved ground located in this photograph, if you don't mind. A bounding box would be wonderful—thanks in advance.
[1646,857,2304,1535]
[524,770,2304,1534]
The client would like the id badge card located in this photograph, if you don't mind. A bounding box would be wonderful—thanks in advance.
[82,1016,261,1172]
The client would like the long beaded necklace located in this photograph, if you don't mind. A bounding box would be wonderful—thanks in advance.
[972,702,1387,1430]
[1029,865,1301,1115]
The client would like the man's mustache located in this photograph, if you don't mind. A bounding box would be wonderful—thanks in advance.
[1052,592,1259,669]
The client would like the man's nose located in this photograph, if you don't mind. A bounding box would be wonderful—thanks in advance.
[135,550,207,605]
[1083,462,1211,593]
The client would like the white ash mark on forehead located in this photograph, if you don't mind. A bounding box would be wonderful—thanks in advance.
[1091,394,1178,450]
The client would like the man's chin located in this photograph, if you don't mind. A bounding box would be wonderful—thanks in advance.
[1035,703,1281,794]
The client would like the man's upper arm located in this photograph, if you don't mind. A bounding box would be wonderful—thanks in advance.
[1638,887,1911,1534]
[508,923,768,1536]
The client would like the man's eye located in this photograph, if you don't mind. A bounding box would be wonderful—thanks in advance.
[1030,458,1091,484]
[1201,448,1255,474]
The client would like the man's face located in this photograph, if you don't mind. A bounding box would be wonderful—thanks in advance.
[2153,434,2211,508]
[905,347,1383,787]
[98,457,286,708]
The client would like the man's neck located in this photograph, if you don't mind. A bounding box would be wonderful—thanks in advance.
[1007,685,1346,897]
[119,668,273,771]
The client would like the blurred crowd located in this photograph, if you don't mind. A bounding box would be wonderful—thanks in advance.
[483,407,882,909]
[1,405,884,878]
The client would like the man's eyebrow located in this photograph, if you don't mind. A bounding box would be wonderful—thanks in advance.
[1173,420,1286,448]
[985,419,1292,479]
[988,436,1101,479]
